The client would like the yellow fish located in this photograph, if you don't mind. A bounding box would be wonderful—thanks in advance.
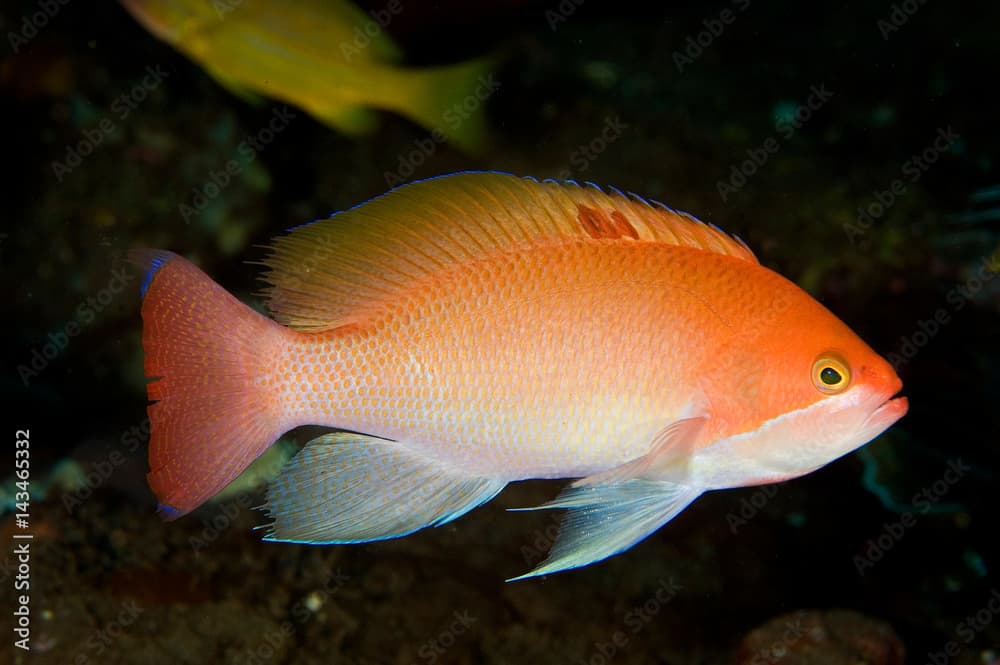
[120,0,494,152]
[132,172,907,579]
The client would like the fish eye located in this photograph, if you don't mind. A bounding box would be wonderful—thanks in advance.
[812,354,851,394]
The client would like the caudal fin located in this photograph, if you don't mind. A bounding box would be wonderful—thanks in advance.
[397,56,498,154]
[131,250,288,518]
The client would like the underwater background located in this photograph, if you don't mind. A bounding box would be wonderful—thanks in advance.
[2,0,999,663]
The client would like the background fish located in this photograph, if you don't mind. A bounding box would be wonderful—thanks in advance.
[119,0,494,152]
[133,172,907,579]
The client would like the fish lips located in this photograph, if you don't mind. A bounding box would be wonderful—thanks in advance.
[853,363,908,437]
[859,393,909,441]
[793,384,908,472]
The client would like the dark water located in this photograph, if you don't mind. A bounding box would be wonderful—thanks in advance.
[2,1,998,663]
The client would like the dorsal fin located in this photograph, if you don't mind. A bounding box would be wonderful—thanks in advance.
[260,171,757,331]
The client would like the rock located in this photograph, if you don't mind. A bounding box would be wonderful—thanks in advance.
[734,609,905,665]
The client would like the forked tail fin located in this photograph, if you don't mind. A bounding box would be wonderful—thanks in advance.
[130,249,288,518]
[395,56,498,155]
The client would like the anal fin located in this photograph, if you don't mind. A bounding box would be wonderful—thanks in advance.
[508,479,701,581]
[261,433,506,544]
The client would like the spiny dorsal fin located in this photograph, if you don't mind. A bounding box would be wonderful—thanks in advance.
[261,171,757,331]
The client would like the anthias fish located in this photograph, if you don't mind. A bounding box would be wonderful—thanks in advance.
[120,0,492,152]
[133,172,907,580]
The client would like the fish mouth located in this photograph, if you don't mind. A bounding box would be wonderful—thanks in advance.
[861,392,909,436]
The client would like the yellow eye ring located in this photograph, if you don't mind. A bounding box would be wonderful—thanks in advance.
[812,355,851,394]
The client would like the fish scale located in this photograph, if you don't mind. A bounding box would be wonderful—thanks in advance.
[132,171,906,578]
[267,241,708,477]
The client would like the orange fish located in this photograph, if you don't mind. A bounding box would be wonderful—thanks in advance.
[132,171,907,579]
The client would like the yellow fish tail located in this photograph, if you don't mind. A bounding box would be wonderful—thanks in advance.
[391,56,498,154]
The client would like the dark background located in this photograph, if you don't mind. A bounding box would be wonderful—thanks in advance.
[1,1,998,663]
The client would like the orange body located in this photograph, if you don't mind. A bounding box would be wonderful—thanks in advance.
[267,241,862,477]
[134,172,907,578]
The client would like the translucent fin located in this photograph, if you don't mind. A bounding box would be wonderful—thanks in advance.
[574,417,707,487]
[262,172,758,331]
[261,433,507,543]
[508,479,701,581]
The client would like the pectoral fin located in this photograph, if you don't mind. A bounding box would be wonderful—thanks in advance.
[261,433,506,544]
[574,416,707,487]
[508,479,701,581]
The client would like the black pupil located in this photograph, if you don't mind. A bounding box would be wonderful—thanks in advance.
[820,366,842,385]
